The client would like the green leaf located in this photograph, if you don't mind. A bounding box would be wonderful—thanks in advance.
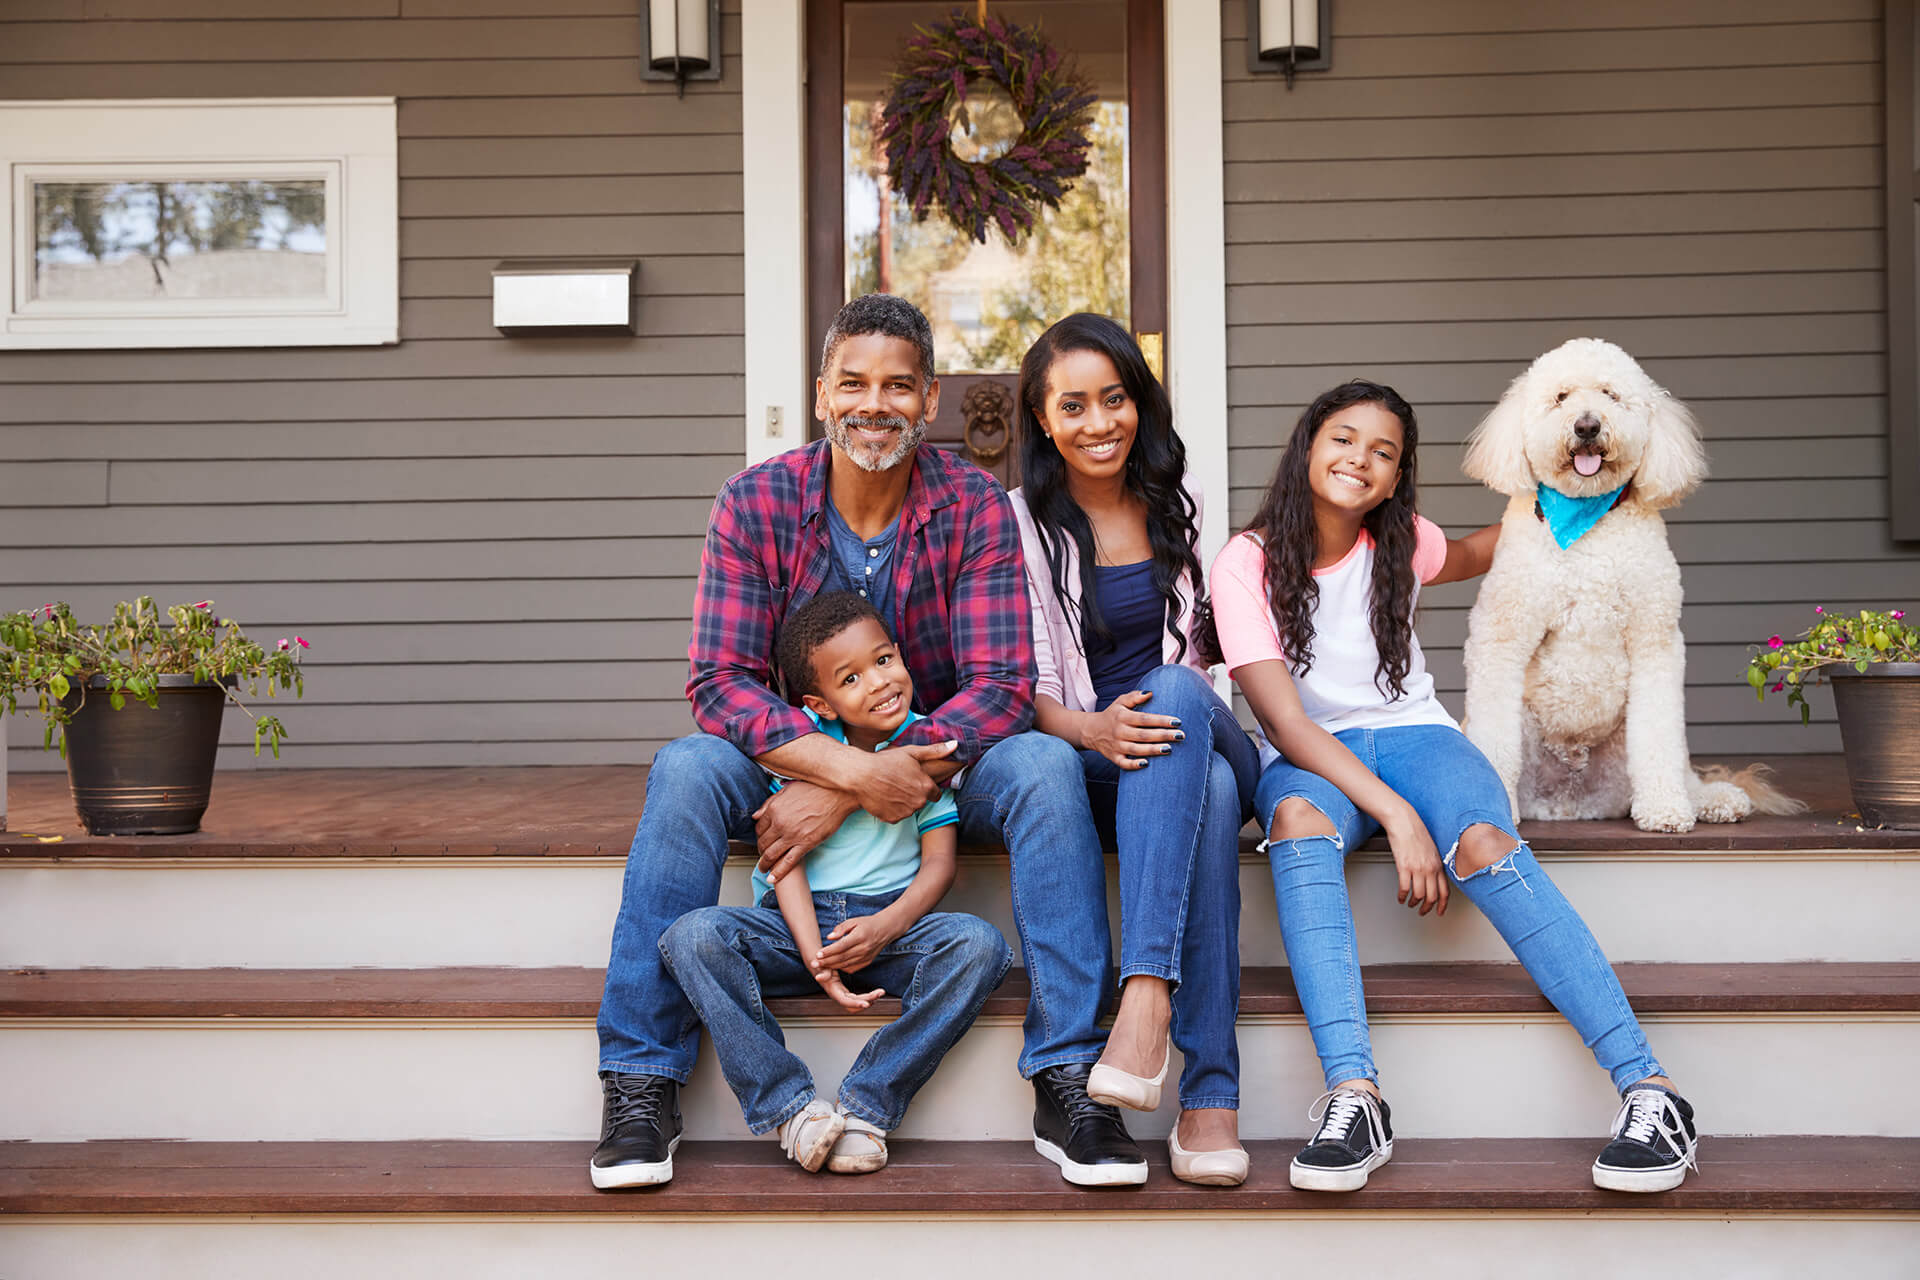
[48,673,69,699]
[109,691,125,711]
[1746,665,1765,692]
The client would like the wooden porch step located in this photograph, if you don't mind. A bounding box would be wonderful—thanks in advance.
[7,962,1919,1020]
[4,1136,1916,1215]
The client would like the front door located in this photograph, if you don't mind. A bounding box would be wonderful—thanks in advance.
[807,0,1167,487]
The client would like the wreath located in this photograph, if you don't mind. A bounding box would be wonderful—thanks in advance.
[875,9,1098,245]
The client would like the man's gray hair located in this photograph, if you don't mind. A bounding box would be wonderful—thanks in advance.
[820,293,937,387]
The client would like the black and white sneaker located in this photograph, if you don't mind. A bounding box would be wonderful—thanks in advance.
[1032,1063,1149,1187]
[1592,1084,1698,1193]
[1289,1087,1393,1192]
[589,1072,682,1189]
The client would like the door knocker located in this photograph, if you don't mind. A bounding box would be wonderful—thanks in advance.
[962,380,1014,466]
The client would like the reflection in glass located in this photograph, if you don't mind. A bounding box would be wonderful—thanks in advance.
[845,2,1129,374]
[33,179,327,302]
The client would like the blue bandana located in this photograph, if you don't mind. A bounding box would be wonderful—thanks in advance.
[1535,483,1628,550]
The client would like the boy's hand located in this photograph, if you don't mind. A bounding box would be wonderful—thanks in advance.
[815,969,884,1013]
[815,912,904,975]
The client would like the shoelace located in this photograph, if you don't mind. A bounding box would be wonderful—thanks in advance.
[604,1079,668,1130]
[1306,1088,1382,1151]
[1047,1070,1124,1125]
[1611,1089,1699,1172]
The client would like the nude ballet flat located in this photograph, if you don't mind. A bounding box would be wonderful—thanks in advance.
[1169,1127,1250,1187]
[1086,1045,1170,1112]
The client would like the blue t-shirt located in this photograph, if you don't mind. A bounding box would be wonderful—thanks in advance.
[752,708,959,901]
[1085,560,1167,708]
[823,496,900,621]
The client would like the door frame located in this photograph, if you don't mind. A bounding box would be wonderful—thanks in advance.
[740,0,1226,566]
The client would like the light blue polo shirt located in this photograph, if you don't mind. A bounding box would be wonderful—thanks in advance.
[752,709,959,901]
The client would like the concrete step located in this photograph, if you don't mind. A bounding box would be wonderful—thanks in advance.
[5,844,1917,970]
[5,965,1915,1143]
[3,1137,1916,1279]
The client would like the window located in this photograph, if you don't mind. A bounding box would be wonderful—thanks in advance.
[0,99,396,349]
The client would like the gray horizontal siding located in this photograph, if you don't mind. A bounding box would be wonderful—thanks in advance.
[1,2,743,771]
[1221,0,1917,755]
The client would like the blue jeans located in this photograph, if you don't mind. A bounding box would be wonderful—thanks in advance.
[1255,723,1665,1095]
[1080,664,1257,1111]
[658,891,1010,1133]
[596,730,1112,1083]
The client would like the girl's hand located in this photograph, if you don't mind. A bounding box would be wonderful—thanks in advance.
[1081,690,1183,770]
[1382,809,1449,916]
[816,969,884,1013]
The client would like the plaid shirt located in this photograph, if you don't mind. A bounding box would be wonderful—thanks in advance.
[687,439,1035,765]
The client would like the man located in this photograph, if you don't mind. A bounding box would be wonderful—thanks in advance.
[592,294,1147,1189]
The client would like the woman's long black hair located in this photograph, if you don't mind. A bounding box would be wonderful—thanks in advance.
[1246,379,1420,698]
[1016,313,1202,663]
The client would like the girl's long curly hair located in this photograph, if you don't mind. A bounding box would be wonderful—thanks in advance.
[1016,313,1202,663]
[1246,379,1420,698]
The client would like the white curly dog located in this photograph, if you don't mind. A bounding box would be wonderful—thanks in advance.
[1460,337,1800,833]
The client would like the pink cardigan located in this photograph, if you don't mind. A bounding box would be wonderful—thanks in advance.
[1007,482,1211,712]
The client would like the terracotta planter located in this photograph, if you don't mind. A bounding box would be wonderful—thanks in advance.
[60,674,228,836]
[1828,662,1920,830]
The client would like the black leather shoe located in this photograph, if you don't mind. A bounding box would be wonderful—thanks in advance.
[589,1073,683,1189]
[1032,1063,1148,1186]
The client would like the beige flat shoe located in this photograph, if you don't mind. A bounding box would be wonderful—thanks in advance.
[1087,1044,1170,1112]
[826,1113,889,1174]
[1168,1127,1249,1187]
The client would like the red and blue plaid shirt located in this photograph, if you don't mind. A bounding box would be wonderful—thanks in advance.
[687,439,1035,765]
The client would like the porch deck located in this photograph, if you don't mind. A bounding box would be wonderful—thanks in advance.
[1,753,1909,857]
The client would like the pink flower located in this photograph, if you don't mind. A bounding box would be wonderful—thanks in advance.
[277,639,290,651]
[1772,682,1785,693]
[40,603,55,617]
[1814,605,1824,614]
[1896,611,1908,620]
[1768,635,1783,649]
[193,600,213,610]
[294,636,310,649]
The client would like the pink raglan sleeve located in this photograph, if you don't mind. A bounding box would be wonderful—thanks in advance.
[1411,514,1448,585]
[1207,533,1288,673]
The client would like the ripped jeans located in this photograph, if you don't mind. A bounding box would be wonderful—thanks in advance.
[1254,723,1664,1094]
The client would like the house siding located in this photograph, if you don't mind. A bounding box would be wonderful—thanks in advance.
[1221,0,1919,754]
[1,0,743,770]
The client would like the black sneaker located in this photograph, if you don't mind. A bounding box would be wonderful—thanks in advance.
[1289,1087,1393,1191]
[1032,1063,1148,1187]
[589,1073,683,1189]
[1592,1084,1698,1192]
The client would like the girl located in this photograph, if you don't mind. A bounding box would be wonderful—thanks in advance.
[1209,379,1699,1194]
[1011,313,1260,1187]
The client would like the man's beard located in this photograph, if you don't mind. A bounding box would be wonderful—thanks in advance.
[824,410,927,473]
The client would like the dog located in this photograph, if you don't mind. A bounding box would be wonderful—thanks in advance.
[1459,338,1801,833]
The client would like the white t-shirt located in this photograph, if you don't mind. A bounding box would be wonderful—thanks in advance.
[1209,516,1454,763]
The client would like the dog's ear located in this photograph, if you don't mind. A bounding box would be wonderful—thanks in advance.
[1462,372,1535,497]
[1633,387,1708,509]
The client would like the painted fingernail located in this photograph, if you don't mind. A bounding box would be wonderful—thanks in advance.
[1174,731,1186,741]
[1160,745,1172,754]
[1170,718,1182,727]
[1138,760,1150,769]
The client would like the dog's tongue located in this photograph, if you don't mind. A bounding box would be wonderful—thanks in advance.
[1573,452,1604,477]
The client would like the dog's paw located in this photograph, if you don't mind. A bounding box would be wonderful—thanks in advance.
[1693,780,1754,825]
[1631,795,1696,833]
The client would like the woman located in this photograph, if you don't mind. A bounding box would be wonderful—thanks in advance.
[1009,312,1259,1186]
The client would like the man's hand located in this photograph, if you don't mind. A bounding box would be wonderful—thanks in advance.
[853,740,958,823]
[815,911,904,976]
[815,969,885,1013]
[754,782,857,882]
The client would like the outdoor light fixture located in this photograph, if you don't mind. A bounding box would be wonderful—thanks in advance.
[641,0,721,94]
[1248,0,1331,84]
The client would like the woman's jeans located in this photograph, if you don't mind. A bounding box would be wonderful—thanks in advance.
[659,891,1010,1133]
[1255,723,1665,1095]
[1080,664,1259,1111]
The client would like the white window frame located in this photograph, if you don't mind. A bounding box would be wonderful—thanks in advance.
[0,98,396,349]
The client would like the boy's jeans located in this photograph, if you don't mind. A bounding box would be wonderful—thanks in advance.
[659,890,1011,1133]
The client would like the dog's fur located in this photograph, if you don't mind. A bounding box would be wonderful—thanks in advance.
[1460,338,1801,832]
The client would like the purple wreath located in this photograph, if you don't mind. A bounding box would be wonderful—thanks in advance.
[875,10,1098,245]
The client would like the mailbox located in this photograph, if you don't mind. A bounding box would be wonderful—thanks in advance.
[491,259,638,334]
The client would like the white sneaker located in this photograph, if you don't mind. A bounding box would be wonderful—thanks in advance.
[776,1099,845,1173]
[826,1110,889,1174]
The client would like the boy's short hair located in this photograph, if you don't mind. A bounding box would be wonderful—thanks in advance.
[777,591,892,703]
[820,293,936,389]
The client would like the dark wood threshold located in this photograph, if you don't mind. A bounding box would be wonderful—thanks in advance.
[5,755,1914,860]
[6,963,1916,1020]
[3,1136,1914,1214]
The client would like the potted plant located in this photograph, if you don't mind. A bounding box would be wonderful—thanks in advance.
[0,597,307,836]
[1748,606,1920,829]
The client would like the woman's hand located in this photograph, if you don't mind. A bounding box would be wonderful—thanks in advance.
[1382,808,1449,916]
[1080,690,1183,770]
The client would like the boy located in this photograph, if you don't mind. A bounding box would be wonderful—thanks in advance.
[658,592,1011,1174]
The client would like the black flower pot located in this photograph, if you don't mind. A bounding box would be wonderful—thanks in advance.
[1829,662,1920,830]
[60,674,228,836]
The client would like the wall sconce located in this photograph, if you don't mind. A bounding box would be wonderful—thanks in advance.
[1247,0,1331,85]
[641,0,722,95]
[493,259,638,335]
